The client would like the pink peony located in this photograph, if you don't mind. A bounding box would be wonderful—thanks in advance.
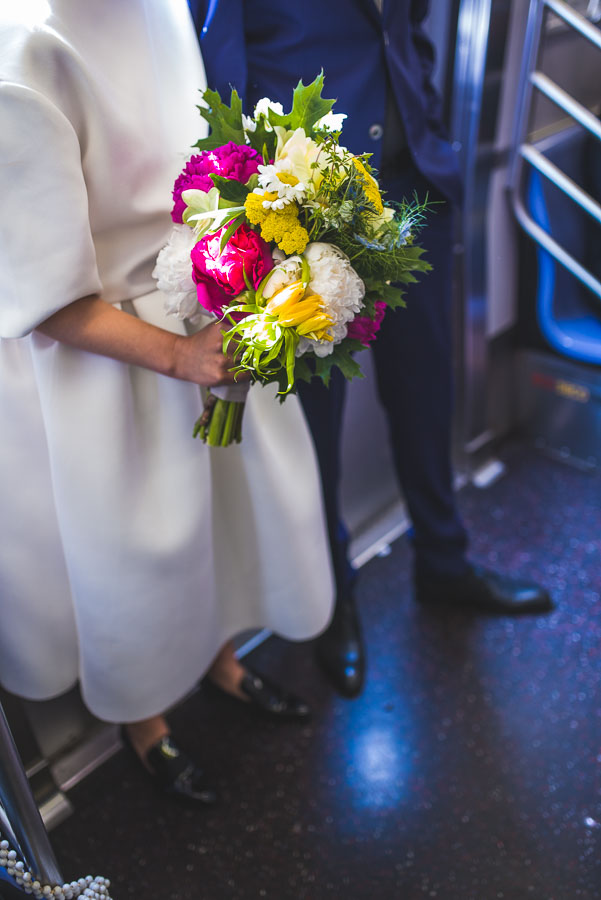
[346,300,387,346]
[191,224,274,316]
[171,142,262,223]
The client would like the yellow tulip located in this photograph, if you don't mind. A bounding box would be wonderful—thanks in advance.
[276,299,322,327]
[296,315,334,340]
[264,280,306,316]
[264,279,334,336]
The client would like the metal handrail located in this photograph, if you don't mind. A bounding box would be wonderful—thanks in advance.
[513,192,601,296]
[520,144,601,224]
[0,703,63,886]
[545,0,601,46]
[509,0,601,303]
[529,72,601,140]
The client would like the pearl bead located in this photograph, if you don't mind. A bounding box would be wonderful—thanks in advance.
[0,827,112,900]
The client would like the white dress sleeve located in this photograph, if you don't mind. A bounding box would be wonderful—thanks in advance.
[0,82,102,338]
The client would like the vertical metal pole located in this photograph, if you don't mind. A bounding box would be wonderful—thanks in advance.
[450,0,493,455]
[508,0,546,196]
[0,702,63,886]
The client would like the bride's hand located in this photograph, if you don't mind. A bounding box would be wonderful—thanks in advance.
[173,321,250,387]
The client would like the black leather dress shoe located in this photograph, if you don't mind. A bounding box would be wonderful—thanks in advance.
[315,593,365,698]
[415,564,553,614]
[122,731,218,807]
[204,670,311,721]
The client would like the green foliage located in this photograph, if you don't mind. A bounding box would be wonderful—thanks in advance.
[209,175,251,204]
[194,88,246,150]
[269,72,336,135]
[329,231,431,285]
[246,120,277,161]
[294,341,366,388]
[364,282,406,311]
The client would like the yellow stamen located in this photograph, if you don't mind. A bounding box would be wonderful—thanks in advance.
[277,172,300,186]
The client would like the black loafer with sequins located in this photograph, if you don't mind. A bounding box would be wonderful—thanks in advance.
[122,731,218,807]
[204,670,311,721]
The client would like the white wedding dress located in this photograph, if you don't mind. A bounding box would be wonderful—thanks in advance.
[0,0,333,722]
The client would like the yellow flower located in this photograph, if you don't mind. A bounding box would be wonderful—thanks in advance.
[277,172,300,187]
[244,191,276,225]
[265,282,333,340]
[264,281,307,317]
[277,223,309,255]
[352,158,384,214]
[244,193,309,254]
[296,312,335,341]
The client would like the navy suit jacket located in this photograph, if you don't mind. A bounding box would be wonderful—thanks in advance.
[195,0,462,206]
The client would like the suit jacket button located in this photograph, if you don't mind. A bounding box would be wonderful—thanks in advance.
[369,123,383,140]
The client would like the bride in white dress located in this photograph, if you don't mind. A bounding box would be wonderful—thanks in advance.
[0,0,333,803]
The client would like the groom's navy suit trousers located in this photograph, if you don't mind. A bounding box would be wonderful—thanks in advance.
[197,0,470,595]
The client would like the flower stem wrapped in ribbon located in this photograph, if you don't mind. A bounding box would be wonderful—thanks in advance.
[153,73,432,446]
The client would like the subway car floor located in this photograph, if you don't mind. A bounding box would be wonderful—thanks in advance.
[45,439,600,900]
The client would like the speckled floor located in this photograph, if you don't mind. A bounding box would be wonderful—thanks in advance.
[48,442,601,900]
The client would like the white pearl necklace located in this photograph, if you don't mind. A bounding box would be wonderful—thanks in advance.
[0,837,112,899]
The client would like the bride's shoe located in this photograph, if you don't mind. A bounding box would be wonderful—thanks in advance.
[203,668,311,721]
[121,729,218,807]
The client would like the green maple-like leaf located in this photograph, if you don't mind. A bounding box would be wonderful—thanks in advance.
[363,281,407,311]
[194,88,246,151]
[311,341,366,386]
[269,72,336,135]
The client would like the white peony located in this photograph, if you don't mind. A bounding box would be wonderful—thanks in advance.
[153,225,205,324]
[297,242,365,357]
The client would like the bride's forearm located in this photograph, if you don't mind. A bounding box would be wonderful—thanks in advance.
[35,295,242,386]
[36,295,180,376]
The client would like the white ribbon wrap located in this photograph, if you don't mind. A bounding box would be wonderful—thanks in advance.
[210,382,251,403]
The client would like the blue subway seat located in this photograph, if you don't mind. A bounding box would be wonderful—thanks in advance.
[526,127,601,366]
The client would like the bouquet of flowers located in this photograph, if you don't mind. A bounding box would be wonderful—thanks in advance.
[154,73,430,445]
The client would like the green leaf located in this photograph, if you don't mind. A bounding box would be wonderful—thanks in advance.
[246,120,278,160]
[185,204,245,236]
[181,186,220,222]
[194,88,246,151]
[368,282,407,310]
[311,342,366,386]
[209,175,251,204]
[219,213,244,252]
[269,72,336,135]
